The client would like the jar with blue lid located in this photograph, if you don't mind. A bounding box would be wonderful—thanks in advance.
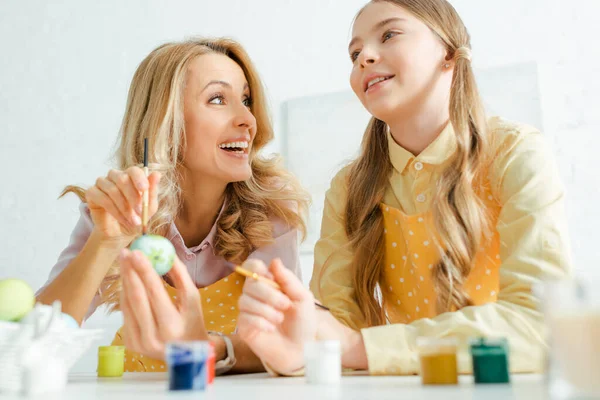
[166,341,211,391]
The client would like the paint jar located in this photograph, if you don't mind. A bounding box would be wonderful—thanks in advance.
[304,340,341,384]
[417,337,459,385]
[539,280,600,398]
[166,341,210,391]
[97,346,125,377]
[470,337,510,384]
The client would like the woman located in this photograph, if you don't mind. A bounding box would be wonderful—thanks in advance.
[37,38,309,374]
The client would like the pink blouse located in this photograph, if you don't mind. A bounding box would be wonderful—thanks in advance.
[37,202,301,319]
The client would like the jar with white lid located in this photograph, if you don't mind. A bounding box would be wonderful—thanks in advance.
[304,340,341,384]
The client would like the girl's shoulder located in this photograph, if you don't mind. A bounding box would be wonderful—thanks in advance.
[487,116,544,156]
[486,116,560,198]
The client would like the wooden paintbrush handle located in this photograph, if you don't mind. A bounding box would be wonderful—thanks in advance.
[234,266,281,289]
[233,266,329,310]
[142,166,149,234]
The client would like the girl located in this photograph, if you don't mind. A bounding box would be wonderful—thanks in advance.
[36,38,309,374]
[236,0,571,376]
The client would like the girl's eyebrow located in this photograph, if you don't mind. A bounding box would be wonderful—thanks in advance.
[348,17,407,51]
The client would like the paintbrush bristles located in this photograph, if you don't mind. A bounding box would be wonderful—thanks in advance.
[143,138,148,167]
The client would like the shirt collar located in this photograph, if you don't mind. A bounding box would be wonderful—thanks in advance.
[387,122,457,173]
[167,198,228,252]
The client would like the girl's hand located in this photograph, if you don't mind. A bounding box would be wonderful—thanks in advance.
[237,259,317,374]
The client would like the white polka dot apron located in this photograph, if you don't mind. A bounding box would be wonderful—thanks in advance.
[111,271,245,372]
[380,183,502,323]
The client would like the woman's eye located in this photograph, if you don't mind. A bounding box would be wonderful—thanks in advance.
[209,95,225,105]
[350,51,360,62]
[242,97,252,107]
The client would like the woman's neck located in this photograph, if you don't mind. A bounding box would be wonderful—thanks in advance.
[175,168,228,248]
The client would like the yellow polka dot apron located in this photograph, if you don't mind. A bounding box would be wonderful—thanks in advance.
[381,183,502,323]
[111,272,245,372]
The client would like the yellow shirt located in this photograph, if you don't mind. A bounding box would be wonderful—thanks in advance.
[310,117,572,375]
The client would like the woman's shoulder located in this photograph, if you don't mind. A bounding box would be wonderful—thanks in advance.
[254,177,304,238]
[267,212,299,238]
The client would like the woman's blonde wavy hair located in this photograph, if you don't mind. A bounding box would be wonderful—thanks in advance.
[346,0,491,325]
[63,38,309,312]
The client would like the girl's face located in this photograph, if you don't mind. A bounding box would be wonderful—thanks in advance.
[181,53,257,183]
[349,1,451,122]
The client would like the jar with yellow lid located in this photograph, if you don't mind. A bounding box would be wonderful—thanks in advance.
[97,345,125,377]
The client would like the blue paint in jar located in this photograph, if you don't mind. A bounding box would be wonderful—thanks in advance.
[166,341,210,391]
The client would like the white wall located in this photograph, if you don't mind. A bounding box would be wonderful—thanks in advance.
[1,0,599,371]
[0,0,364,290]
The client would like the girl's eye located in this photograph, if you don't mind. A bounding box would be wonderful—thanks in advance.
[383,31,399,41]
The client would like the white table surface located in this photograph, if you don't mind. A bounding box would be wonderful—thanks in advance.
[3,372,550,400]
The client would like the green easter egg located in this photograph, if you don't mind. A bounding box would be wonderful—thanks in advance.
[130,235,176,275]
[0,279,35,321]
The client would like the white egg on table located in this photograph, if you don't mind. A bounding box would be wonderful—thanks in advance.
[0,279,35,321]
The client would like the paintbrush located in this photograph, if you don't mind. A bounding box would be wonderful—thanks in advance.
[142,138,149,235]
[230,263,329,311]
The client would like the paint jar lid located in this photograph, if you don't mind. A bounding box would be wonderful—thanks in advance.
[469,337,509,355]
[98,345,125,354]
[416,337,458,355]
[469,337,508,347]
[304,340,341,358]
[166,341,211,366]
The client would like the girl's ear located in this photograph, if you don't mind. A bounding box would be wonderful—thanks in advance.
[443,52,454,70]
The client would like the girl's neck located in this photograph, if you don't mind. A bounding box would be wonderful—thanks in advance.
[386,103,450,156]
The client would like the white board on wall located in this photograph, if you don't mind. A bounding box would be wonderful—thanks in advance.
[283,61,542,271]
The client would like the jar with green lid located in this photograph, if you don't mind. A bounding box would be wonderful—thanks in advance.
[469,337,510,384]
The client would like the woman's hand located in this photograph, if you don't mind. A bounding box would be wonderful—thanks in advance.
[86,167,161,245]
[237,259,317,374]
[120,249,208,360]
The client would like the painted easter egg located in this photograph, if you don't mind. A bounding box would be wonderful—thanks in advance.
[0,279,35,321]
[129,234,176,275]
